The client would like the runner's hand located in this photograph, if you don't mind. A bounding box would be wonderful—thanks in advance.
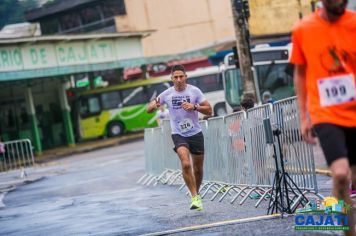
[181,102,194,111]
[301,118,316,144]
[154,97,161,108]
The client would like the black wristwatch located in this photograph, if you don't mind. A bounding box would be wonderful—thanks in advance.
[194,104,199,111]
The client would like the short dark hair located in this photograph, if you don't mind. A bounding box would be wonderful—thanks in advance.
[240,98,254,110]
[171,64,186,74]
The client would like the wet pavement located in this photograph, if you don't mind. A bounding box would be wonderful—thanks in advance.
[0,140,343,236]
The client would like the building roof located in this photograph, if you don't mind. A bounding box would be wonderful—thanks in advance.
[0,31,152,44]
[26,0,101,21]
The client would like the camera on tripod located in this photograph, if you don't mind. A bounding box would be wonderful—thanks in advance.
[262,117,308,214]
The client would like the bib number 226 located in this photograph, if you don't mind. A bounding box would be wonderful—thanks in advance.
[179,118,193,133]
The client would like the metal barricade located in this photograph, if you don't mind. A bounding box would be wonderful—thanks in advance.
[271,97,318,192]
[161,120,180,171]
[246,104,275,187]
[203,117,227,183]
[139,127,166,185]
[140,97,321,206]
[160,119,182,185]
[224,111,250,185]
[0,139,35,172]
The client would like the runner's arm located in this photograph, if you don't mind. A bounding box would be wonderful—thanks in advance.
[147,98,160,113]
[196,100,212,116]
[294,64,315,143]
[294,64,307,122]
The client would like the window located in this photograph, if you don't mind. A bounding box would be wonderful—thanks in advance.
[101,91,121,110]
[256,63,294,101]
[80,96,101,117]
[101,0,126,18]
[80,6,102,25]
[146,82,171,100]
[189,74,223,93]
[121,87,148,106]
[59,12,80,31]
[224,68,243,108]
[49,103,62,123]
[41,18,59,34]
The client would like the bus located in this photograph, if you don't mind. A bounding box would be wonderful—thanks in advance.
[74,65,227,140]
[222,44,294,111]
[185,66,227,116]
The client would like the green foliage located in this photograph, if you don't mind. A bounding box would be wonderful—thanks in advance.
[0,0,39,29]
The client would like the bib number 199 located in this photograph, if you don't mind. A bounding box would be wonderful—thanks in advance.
[318,74,356,107]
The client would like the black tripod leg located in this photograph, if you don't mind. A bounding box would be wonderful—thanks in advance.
[267,172,278,215]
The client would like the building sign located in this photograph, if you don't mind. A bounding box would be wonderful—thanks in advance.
[0,38,142,72]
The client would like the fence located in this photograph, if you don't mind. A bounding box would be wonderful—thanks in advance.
[0,139,35,173]
[139,97,322,210]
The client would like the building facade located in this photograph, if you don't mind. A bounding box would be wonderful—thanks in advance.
[26,0,321,58]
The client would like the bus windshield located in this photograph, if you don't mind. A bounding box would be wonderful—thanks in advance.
[222,44,294,110]
[223,62,294,109]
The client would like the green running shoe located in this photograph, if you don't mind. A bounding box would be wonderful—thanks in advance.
[190,195,203,211]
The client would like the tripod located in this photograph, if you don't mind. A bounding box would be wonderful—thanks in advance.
[266,126,309,215]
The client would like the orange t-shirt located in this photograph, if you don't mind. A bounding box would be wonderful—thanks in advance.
[290,10,356,127]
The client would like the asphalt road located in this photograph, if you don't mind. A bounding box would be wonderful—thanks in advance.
[0,140,344,235]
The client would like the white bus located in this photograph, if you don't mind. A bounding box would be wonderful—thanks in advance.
[185,66,227,116]
[222,44,294,111]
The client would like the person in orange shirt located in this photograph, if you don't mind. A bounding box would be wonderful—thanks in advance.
[291,0,356,235]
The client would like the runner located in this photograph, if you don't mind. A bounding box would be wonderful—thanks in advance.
[291,1,356,235]
[155,105,170,126]
[147,64,212,211]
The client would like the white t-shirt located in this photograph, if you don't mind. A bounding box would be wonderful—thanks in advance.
[158,84,205,137]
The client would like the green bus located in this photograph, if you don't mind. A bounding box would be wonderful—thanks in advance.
[74,76,172,139]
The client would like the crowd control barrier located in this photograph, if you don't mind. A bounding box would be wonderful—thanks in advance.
[139,97,323,211]
[0,139,35,174]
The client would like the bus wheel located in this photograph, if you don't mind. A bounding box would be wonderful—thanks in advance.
[107,122,124,137]
[214,103,227,116]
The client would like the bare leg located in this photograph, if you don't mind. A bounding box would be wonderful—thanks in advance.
[176,146,197,196]
[330,158,355,236]
[350,166,356,190]
[191,154,204,193]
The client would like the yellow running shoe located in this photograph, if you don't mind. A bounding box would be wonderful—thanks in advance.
[190,195,203,211]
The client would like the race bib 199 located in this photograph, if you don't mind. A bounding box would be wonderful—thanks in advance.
[317,74,356,107]
[178,118,193,133]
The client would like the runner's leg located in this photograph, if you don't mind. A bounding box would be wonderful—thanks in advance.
[191,154,204,193]
[176,146,197,196]
[330,159,355,236]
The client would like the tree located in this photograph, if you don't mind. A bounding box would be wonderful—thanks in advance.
[0,0,38,29]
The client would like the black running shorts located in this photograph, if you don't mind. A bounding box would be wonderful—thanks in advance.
[313,123,356,166]
[171,132,204,155]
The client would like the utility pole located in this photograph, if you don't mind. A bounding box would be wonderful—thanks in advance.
[230,0,257,101]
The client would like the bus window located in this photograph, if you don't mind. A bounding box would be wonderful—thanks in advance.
[80,96,101,117]
[224,68,243,109]
[101,91,121,110]
[255,63,294,101]
[198,74,223,93]
[121,86,148,106]
[146,82,171,100]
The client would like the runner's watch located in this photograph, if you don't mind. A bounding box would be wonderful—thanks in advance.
[194,104,199,111]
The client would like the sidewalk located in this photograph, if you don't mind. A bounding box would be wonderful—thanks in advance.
[35,131,144,163]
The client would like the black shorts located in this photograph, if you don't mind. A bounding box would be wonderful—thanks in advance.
[314,123,356,166]
[171,132,204,155]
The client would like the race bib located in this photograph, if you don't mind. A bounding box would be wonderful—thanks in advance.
[317,74,356,107]
[178,118,193,133]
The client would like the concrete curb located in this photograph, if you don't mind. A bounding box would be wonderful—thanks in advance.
[315,168,331,177]
[35,132,144,163]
